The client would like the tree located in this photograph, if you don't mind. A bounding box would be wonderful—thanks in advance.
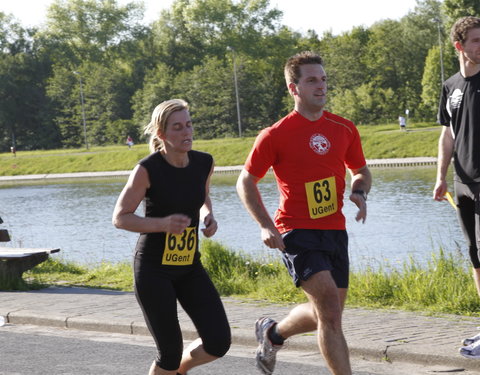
[3,0,468,151]
[48,61,137,147]
[0,13,58,151]
[47,66,81,148]
[443,0,480,26]
[330,83,399,125]
[43,0,145,66]
[131,63,177,140]
[150,0,283,73]
[78,62,134,145]
[319,27,371,93]
[172,57,237,138]
[421,46,443,117]
[42,0,149,147]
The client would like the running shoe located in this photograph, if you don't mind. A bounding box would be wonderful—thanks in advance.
[460,339,480,359]
[462,329,480,346]
[255,317,283,374]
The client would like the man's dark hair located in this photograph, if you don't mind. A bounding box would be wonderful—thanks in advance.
[450,16,480,45]
[284,51,323,84]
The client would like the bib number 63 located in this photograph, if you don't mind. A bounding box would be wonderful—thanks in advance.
[304,176,338,219]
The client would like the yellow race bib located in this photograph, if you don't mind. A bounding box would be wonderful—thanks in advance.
[305,176,338,219]
[162,226,197,266]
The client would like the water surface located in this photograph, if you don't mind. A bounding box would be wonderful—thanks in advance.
[0,167,465,269]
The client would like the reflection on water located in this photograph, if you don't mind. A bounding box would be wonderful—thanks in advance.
[0,167,466,269]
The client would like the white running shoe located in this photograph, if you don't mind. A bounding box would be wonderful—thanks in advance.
[460,339,480,359]
[255,317,283,374]
[463,331,480,346]
[462,327,480,346]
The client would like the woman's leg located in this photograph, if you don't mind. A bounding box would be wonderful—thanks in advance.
[176,264,231,374]
[134,258,184,373]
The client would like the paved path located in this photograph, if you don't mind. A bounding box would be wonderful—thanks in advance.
[0,286,479,372]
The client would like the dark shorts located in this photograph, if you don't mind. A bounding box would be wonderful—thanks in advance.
[281,229,349,288]
[454,181,480,268]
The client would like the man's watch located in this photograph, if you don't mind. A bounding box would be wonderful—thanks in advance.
[352,189,367,201]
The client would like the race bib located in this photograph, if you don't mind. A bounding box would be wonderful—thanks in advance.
[162,226,197,266]
[304,176,338,219]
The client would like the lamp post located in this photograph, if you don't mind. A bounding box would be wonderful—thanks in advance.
[73,71,89,149]
[434,18,445,84]
[227,46,242,138]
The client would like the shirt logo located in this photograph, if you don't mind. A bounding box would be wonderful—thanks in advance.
[449,88,463,110]
[309,133,330,155]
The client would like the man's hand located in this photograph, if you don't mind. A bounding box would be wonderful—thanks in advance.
[433,180,448,201]
[349,193,367,223]
[261,227,285,252]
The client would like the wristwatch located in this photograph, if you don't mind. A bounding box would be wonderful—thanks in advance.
[352,189,367,201]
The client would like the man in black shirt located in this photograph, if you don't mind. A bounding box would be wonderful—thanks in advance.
[434,16,480,358]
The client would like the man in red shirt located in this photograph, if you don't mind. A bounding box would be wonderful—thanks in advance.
[236,51,372,375]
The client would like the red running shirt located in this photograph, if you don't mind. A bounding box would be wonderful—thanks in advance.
[244,111,366,233]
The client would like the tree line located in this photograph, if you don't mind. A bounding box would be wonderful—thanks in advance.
[0,0,476,151]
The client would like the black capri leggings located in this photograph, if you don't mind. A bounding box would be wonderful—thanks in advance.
[134,254,231,371]
[455,181,480,269]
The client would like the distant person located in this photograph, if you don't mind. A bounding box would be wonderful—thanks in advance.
[112,99,231,375]
[10,146,16,157]
[433,16,480,359]
[236,51,371,375]
[398,115,406,131]
[126,135,134,149]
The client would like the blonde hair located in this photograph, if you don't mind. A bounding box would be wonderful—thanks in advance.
[144,99,189,153]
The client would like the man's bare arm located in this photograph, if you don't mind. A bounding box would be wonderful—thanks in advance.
[236,169,285,250]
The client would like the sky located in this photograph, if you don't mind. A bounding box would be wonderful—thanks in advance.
[1,0,419,36]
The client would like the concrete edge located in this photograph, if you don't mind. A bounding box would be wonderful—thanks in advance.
[0,158,440,184]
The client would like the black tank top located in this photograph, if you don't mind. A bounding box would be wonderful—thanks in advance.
[135,150,213,265]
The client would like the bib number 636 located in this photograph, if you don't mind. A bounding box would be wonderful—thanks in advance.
[162,227,196,266]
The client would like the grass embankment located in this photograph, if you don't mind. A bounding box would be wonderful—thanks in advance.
[0,122,440,176]
[19,240,480,316]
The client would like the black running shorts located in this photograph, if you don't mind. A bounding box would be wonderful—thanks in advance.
[281,229,349,288]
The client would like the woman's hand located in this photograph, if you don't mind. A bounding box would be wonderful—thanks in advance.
[163,214,191,234]
[201,213,217,238]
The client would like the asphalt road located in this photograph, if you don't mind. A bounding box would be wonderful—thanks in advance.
[0,324,475,375]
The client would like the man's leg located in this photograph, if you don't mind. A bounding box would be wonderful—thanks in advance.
[455,181,480,297]
[473,268,480,297]
[275,287,349,339]
[475,184,480,297]
[276,271,350,375]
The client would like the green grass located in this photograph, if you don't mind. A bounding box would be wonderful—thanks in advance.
[22,258,133,291]
[349,249,480,315]
[358,122,440,159]
[12,240,480,316]
[0,122,441,176]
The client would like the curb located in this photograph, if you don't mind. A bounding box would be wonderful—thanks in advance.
[0,157,439,184]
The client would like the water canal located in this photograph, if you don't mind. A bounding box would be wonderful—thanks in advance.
[0,166,466,270]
